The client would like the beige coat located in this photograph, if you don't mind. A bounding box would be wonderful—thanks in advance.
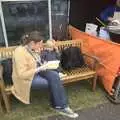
[12,46,36,104]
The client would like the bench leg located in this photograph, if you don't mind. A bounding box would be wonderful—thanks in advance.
[0,94,4,113]
[1,90,11,113]
[92,74,97,91]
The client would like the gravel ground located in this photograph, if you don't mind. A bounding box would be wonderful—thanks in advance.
[48,102,120,120]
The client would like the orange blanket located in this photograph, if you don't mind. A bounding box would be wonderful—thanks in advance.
[69,26,120,95]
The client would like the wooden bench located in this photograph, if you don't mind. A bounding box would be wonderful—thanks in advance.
[0,40,98,112]
[0,85,4,113]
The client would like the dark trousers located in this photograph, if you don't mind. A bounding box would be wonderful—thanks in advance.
[31,70,68,108]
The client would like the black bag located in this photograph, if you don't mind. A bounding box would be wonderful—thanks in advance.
[60,46,85,70]
[1,58,13,85]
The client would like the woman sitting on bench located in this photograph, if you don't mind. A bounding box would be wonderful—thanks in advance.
[12,31,78,118]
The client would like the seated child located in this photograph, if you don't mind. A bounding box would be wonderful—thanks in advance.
[41,40,67,78]
[41,40,60,61]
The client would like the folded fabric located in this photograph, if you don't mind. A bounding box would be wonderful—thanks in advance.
[111,19,120,25]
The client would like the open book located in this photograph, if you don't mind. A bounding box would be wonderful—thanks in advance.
[40,60,60,70]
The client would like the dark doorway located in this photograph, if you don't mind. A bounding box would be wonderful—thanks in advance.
[69,0,115,31]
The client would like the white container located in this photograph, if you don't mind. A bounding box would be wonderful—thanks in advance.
[99,27,110,40]
[85,23,98,36]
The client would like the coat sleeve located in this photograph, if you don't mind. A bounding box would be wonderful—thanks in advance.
[100,6,115,21]
[13,48,36,80]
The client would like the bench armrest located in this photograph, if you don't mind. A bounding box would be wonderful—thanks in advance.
[82,53,100,70]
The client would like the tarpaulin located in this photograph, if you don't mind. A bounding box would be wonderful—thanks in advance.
[69,25,120,95]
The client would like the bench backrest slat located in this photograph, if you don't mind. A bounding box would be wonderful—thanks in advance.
[0,40,82,59]
[0,46,16,59]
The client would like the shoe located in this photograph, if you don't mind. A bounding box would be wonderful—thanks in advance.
[56,107,79,118]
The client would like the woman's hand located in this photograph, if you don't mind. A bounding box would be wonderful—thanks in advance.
[35,65,47,73]
[108,17,115,22]
[52,40,59,52]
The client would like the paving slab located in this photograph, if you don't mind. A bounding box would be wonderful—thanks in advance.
[48,102,120,120]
